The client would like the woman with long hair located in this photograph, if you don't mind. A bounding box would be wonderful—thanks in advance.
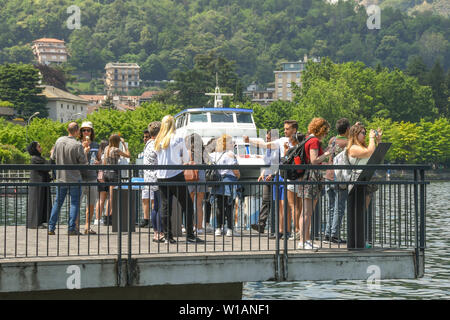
[297,118,333,250]
[210,134,241,237]
[94,140,109,226]
[347,123,383,208]
[154,115,204,244]
[185,133,208,234]
[79,121,101,234]
[103,134,130,225]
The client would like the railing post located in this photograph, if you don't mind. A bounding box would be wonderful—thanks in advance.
[413,169,419,277]
[128,169,133,285]
[274,173,280,281]
[419,169,426,267]
[117,169,122,286]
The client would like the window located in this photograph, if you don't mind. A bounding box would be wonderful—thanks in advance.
[278,83,282,88]
[211,113,234,123]
[278,74,282,79]
[296,73,301,78]
[287,92,292,98]
[61,104,63,109]
[236,113,253,124]
[287,83,291,88]
[67,105,69,109]
[73,105,75,110]
[278,92,282,98]
[190,113,208,123]
[81,106,83,111]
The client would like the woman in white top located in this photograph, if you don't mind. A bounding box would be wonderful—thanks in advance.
[154,115,204,244]
[347,123,383,208]
[209,134,241,237]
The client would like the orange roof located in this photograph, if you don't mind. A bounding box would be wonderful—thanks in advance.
[79,95,106,101]
[33,38,65,43]
[140,91,159,99]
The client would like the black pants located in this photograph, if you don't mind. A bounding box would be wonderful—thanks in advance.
[158,172,194,238]
[258,183,272,228]
[204,192,212,224]
[215,194,233,229]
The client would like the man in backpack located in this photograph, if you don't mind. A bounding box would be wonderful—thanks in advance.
[324,118,350,244]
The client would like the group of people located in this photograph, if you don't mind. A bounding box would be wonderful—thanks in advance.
[248,118,382,249]
[27,121,130,235]
[26,115,382,248]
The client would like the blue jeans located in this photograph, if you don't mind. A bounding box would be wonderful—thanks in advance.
[325,181,348,238]
[48,185,81,232]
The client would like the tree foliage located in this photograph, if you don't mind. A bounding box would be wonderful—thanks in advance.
[0,0,448,87]
[0,63,48,117]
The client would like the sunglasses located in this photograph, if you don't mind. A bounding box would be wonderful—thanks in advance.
[143,136,150,139]
[81,129,91,132]
[360,131,366,136]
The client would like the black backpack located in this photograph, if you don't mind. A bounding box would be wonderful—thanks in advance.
[281,136,314,180]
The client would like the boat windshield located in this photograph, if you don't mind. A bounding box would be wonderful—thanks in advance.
[190,113,208,123]
[236,113,253,124]
[211,112,234,123]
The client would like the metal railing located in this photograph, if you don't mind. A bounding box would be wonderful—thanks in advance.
[0,164,428,264]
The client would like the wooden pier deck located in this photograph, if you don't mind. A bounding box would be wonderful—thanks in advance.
[1,225,349,259]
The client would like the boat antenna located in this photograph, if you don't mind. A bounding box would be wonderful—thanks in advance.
[205,72,233,108]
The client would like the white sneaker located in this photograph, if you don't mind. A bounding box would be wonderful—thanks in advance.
[298,240,318,250]
[205,224,214,234]
[182,226,186,234]
[215,228,223,236]
[226,228,241,237]
[93,219,100,226]
[196,228,205,235]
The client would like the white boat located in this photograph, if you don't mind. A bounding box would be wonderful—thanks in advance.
[174,85,266,185]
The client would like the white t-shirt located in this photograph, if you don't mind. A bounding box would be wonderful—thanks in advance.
[210,151,238,178]
[156,133,189,179]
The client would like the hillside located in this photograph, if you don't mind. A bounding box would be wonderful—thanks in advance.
[0,0,448,87]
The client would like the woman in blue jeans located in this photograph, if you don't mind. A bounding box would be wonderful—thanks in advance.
[210,134,241,237]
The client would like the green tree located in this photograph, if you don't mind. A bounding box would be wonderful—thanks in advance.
[169,51,243,107]
[427,61,449,118]
[0,64,48,117]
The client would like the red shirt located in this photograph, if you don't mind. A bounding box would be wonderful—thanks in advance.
[305,136,323,164]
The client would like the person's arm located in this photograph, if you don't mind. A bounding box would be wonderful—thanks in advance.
[310,138,334,164]
[118,139,131,158]
[229,152,240,179]
[310,148,332,164]
[244,135,279,150]
[348,130,376,159]
[78,144,89,165]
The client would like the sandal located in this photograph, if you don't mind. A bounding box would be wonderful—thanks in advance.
[84,228,97,235]
[152,238,164,243]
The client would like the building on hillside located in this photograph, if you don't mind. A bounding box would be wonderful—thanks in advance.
[79,95,107,106]
[80,94,140,111]
[104,63,141,94]
[139,91,159,105]
[40,85,88,123]
[244,84,275,106]
[273,55,320,101]
[32,38,68,65]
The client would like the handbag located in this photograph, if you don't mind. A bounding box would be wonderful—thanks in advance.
[97,170,104,182]
[205,152,225,182]
[184,153,199,182]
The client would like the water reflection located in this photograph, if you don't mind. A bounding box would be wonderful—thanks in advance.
[243,181,450,300]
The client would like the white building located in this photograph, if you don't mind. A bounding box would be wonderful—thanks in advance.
[32,38,68,65]
[40,86,88,123]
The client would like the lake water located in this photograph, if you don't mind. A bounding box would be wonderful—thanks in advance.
[242,181,450,300]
